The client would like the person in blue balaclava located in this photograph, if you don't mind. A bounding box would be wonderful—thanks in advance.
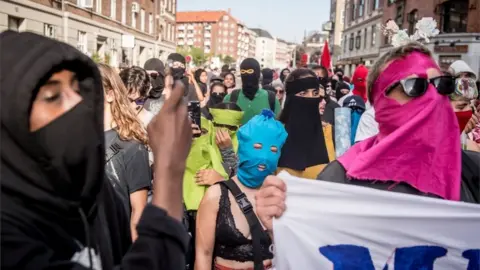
[195,109,287,270]
[342,95,366,145]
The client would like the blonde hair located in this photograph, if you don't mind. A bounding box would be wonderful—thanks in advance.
[98,63,148,145]
[367,42,433,104]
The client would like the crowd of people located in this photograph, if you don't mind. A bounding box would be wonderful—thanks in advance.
[1,28,479,270]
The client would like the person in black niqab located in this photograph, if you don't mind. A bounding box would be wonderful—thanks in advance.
[1,31,188,270]
[194,68,208,96]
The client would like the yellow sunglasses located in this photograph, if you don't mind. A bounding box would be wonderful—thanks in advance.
[240,69,255,75]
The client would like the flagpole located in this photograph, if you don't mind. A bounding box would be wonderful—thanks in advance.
[293,47,297,69]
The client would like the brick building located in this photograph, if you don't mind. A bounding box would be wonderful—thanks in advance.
[176,10,240,60]
[338,0,383,76]
[1,0,177,67]
[381,0,480,75]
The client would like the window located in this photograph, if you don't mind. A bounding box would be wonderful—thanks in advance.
[372,0,380,10]
[44,24,55,38]
[140,9,145,32]
[149,13,153,34]
[121,0,126,24]
[8,16,24,32]
[395,1,405,27]
[110,0,116,20]
[349,33,354,51]
[407,9,418,35]
[96,0,102,14]
[441,0,468,33]
[371,25,377,46]
[223,15,229,21]
[388,0,395,5]
[344,35,347,52]
[341,9,345,24]
[364,28,367,48]
[355,31,361,49]
[230,32,234,37]
[350,3,356,21]
[131,10,137,28]
[78,31,87,53]
[359,0,364,17]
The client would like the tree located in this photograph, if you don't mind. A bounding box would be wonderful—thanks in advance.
[176,46,189,57]
[190,47,207,66]
[222,55,236,66]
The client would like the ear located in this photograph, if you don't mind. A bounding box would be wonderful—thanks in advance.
[105,89,115,103]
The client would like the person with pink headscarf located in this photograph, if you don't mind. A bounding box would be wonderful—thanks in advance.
[254,42,480,234]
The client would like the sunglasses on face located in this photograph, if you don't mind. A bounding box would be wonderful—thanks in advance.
[130,97,146,106]
[386,76,455,97]
[277,90,285,94]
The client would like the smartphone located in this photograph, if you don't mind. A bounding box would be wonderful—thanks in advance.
[188,101,201,138]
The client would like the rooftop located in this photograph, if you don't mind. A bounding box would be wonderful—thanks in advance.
[250,28,274,39]
[176,10,230,23]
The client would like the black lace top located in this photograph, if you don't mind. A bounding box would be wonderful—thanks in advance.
[214,184,273,262]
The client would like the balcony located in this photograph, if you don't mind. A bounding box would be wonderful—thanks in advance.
[205,24,212,30]
[187,39,193,46]
[178,33,185,38]
[204,32,211,38]
[178,40,185,45]
[178,25,185,30]
[205,40,211,46]
[187,33,194,38]
[204,48,211,53]
[187,25,194,30]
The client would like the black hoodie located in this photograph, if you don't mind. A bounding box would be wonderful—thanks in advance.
[0,31,188,270]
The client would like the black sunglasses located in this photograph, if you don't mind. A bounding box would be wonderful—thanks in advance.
[130,97,146,106]
[386,76,455,97]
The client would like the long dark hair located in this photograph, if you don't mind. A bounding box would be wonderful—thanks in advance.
[279,68,317,124]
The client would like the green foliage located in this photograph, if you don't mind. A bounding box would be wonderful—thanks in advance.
[104,53,111,65]
[176,46,189,57]
[222,55,235,66]
[91,52,103,63]
[190,47,207,66]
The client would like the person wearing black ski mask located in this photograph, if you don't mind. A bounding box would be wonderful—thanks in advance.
[277,68,330,179]
[144,58,166,115]
[1,31,189,270]
[167,53,196,101]
[223,58,281,124]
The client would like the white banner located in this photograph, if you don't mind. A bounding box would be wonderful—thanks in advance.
[273,172,480,270]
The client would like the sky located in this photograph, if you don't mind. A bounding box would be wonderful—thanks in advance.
[177,0,331,43]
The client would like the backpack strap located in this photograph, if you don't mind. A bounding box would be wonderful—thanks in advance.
[230,89,240,103]
[267,90,276,112]
[220,180,265,270]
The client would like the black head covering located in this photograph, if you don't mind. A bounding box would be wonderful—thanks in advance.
[343,95,366,111]
[280,68,290,83]
[322,92,340,125]
[167,53,186,65]
[0,31,126,269]
[167,53,189,95]
[261,68,274,87]
[334,67,344,76]
[194,68,208,96]
[336,81,350,100]
[240,58,261,100]
[278,75,330,170]
[144,58,165,98]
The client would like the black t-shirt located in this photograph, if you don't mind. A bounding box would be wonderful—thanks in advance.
[105,129,152,217]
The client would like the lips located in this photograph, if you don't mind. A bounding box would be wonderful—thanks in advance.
[257,164,266,171]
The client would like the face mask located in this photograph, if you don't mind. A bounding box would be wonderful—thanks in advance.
[210,92,226,105]
[237,143,281,188]
[171,67,185,80]
[455,110,473,132]
[32,102,101,198]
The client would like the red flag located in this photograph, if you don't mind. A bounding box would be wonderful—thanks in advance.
[321,40,332,76]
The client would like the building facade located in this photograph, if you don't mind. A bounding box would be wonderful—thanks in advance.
[381,0,480,76]
[274,38,290,69]
[1,0,177,67]
[251,28,275,68]
[176,10,239,60]
[327,0,346,63]
[338,0,383,76]
[245,27,257,58]
[237,22,249,65]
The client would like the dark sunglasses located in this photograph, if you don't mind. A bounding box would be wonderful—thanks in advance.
[386,76,455,97]
[277,90,285,94]
[130,97,146,106]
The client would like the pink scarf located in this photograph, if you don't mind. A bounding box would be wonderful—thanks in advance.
[338,52,462,200]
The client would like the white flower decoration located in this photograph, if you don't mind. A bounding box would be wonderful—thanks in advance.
[391,29,411,47]
[414,17,440,43]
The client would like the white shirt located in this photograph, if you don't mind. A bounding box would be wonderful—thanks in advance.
[354,105,379,142]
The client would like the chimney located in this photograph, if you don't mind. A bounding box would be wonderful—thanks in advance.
[228,8,231,14]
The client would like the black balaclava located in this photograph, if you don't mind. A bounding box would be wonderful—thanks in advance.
[194,68,208,96]
[144,58,165,99]
[167,53,189,95]
[336,81,350,100]
[261,68,274,87]
[240,58,261,100]
[278,76,330,170]
[280,68,290,83]
[0,31,123,269]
